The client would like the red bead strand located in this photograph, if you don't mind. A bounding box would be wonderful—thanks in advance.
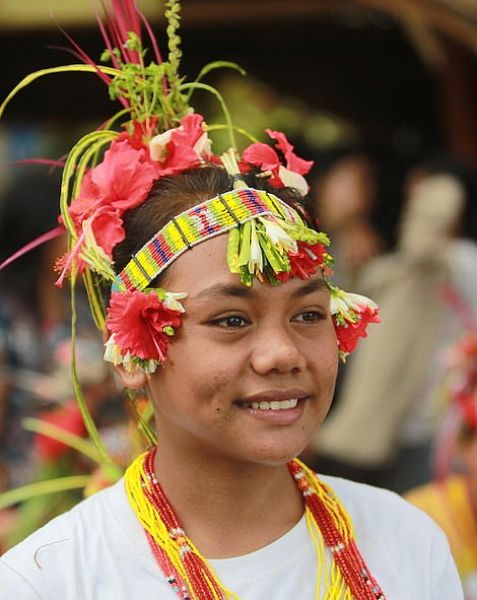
[138,449,386,600]
[287,461,386,600]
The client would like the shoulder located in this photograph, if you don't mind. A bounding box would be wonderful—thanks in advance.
[320,473,443,538]
[0,480,127,599]
[447,239,477,280]
[319,475,464,598]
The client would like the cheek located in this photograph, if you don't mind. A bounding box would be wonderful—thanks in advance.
[194,374,232,406]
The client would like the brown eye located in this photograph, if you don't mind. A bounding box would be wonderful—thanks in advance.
[213,316,249,328]
[293,311,324,323]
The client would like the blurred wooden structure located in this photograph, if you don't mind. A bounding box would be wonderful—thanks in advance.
[1,0,477,165]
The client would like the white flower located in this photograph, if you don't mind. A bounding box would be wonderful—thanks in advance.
[329,294,351,316]
[162,291,188,313]
[103,334,122,366]
[278,165,309,196]
[149,125,211,163]
[261,217,297,253]
[330,289,378,321]
[150,129,173,162]
[343,292,379,313]
[193,132,212,159]
[248,220,263,273]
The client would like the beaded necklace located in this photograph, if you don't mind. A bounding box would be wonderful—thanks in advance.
[125,449,387,600]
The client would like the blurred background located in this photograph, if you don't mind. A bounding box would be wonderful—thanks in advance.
[1,0,477,594]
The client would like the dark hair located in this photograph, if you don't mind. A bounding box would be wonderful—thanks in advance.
[113,165,317,275]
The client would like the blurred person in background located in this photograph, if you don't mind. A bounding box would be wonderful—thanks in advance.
[310,155,477,491]
[0,1,464,596]
[0,169,69,489]
[405,331,477,599]
[311,146,387,290]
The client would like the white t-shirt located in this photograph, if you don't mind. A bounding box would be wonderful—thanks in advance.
[0,475,463,600]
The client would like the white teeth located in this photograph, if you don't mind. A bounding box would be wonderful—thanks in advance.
[243,398,299,411]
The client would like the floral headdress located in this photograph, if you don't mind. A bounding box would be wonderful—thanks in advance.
[0,0,378,456]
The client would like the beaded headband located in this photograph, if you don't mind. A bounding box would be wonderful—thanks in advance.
[115,188,303,292]
[0,0,380,451]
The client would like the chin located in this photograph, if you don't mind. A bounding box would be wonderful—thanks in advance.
[245,440,309,467]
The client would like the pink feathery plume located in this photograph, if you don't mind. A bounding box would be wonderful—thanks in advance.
[0,226,65,272]
[55,26,113,88]
[138,7,168,96]
[95,6,121,70]
[11,158,66,169]
[100,0,142,65]
[139,8,162,65]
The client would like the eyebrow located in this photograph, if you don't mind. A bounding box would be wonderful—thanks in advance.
[191,277,329,301]
[192,284,253,300]
[291,277,329,297]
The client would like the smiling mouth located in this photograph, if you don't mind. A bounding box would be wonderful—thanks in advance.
[237,398,303,411]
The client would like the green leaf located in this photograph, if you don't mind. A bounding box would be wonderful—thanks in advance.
[0,476,90,509]
[22,418,105,465]
[0,65,120,120]
[179,81,237,149]
[207,124,258,144]
[190,61,245,95]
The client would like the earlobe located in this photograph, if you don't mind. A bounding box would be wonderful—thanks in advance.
[104,328,148,389]
[114,364,148,389]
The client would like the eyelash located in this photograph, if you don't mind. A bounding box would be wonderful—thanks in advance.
[211,316,250,329]
[210,310,326,329]
[293,310,326,323]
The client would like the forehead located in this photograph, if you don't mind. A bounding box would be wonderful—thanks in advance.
[161,234,328,300]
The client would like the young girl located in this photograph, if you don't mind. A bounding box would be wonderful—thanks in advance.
[0,1,463,598]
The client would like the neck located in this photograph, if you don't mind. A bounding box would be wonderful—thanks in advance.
[153,440,304,558]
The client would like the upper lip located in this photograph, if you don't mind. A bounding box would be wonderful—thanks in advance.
[238,389,309,404]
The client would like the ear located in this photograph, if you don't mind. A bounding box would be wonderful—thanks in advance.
[113,364,147,389]
[103,328,147,389]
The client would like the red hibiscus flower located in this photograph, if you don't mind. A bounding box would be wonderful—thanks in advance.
[241,129,313,192]
[118,116,159,150]
[276,242,326,282]
[107,290,182,362]
[265,129,313,175]
[35,402,86,462]
[150,113,212,177]
[334,305,380,356]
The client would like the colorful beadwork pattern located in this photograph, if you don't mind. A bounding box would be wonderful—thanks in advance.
[114,188,304,292]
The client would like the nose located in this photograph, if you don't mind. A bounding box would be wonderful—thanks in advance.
[250,324,306,375]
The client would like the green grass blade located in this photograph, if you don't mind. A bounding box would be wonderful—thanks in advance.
[0,476,90,509]
[22,418,104,465]
[0,65,120,119]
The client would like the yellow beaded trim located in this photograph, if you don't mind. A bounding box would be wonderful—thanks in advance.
[125,453,358,599]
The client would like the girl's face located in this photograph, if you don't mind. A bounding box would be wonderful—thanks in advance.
[147,235,338,467]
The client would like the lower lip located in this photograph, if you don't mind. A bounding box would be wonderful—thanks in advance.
[235,398,307,425]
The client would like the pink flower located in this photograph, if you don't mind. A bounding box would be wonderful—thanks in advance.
[150,114,212,176]
[276,242,326,282]
[241,129,313,193]
[89,206,125,258]
[76,139,158,213]
[107,290,182,362]
[57,138,159,279]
